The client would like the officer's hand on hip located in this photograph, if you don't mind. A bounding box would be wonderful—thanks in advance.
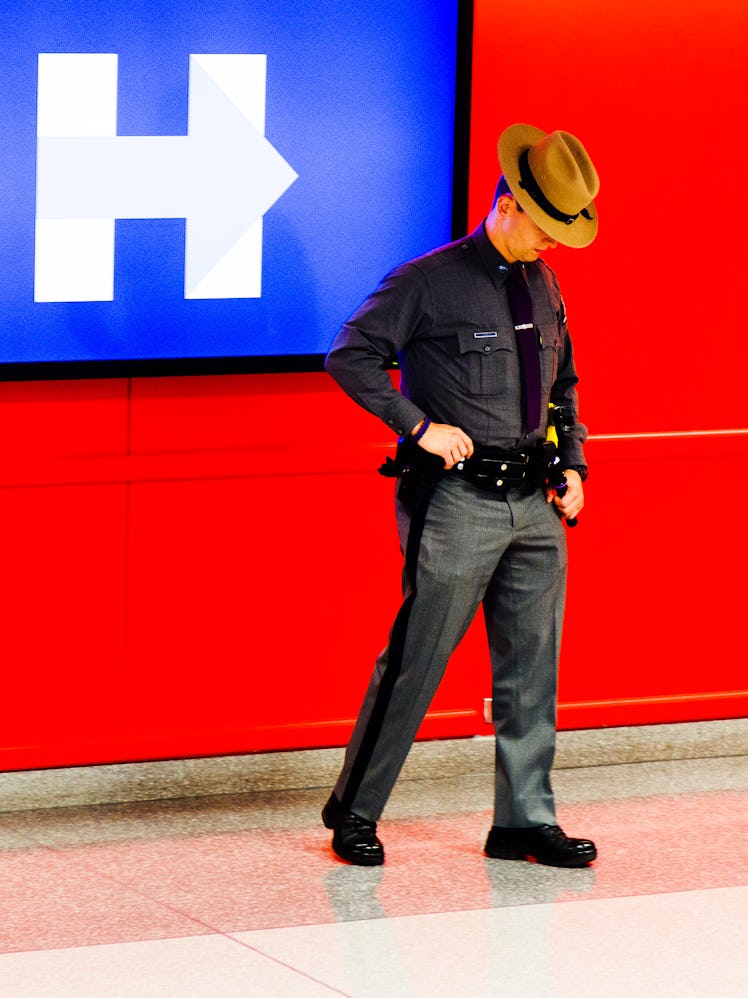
[547,468,584,521]
[415,421,474,470]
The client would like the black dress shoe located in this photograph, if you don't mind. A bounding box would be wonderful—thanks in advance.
[484,824,597,868]
[321,792,384,866]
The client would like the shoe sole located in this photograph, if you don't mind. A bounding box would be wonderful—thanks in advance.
[484,846,596,868]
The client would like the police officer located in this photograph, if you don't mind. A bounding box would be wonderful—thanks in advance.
[322,124,599,868]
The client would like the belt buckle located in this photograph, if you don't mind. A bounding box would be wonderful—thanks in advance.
[478,451,528,489]
[454,448,533,493]
[494,458,525,489]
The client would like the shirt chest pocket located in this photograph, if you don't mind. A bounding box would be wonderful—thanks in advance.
[456,328,516,397]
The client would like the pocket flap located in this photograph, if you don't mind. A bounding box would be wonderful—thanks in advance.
[457,328,514,355]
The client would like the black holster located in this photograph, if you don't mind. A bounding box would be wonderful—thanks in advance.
[378,438,445,511]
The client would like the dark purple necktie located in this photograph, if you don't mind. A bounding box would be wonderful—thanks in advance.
[504,264,541,431]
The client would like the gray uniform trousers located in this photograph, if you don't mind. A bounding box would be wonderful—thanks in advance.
[333,474,568,828]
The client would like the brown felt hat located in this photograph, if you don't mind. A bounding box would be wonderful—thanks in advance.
[497,124,600,247]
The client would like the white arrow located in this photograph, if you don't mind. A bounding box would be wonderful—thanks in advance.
[35,54,298,301]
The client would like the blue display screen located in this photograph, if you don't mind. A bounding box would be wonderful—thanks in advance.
[0,1,460,372]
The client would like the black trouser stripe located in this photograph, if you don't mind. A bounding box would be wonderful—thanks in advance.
[339,493,432,814]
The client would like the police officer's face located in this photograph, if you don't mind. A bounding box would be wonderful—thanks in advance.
[490,196,558,263]
[504,200,558,262]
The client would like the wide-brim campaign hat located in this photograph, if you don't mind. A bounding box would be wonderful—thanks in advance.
[498,124,600,248]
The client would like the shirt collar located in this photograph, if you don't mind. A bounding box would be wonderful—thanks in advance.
[469,221,513,286]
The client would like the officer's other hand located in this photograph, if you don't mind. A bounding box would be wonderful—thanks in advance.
[416,421,474,470]
[546,468,584,520]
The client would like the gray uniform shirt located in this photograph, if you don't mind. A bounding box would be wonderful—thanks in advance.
[325,222,587,470]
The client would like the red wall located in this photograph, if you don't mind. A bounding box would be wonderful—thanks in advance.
[468,0,748,722]
[1,0,746,771]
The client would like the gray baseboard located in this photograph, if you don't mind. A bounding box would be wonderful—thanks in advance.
[1,718,746,814]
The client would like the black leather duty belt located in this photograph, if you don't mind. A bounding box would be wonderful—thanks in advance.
[451,445,545,493]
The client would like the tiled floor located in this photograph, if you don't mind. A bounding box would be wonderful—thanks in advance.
[0,751,746,996]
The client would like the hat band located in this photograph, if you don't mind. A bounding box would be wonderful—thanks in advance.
[517,150,593,227]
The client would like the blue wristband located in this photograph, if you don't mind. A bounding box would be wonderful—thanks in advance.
[409,417,431,443]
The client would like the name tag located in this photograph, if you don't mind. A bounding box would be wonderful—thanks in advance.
[474,331,497,339]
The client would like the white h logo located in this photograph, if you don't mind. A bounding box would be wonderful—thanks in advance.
[34,53,298,302]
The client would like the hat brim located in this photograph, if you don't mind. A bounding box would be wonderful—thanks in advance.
[497,123,598,249]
